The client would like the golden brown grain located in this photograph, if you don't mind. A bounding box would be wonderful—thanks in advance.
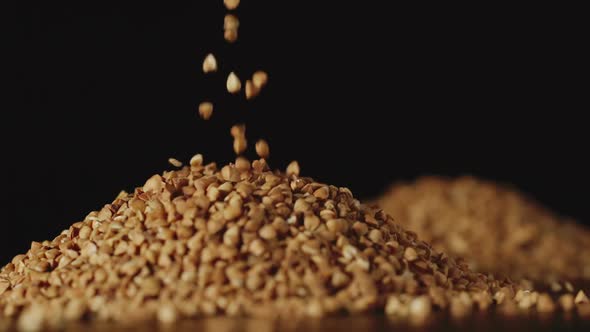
[226,72,242,94]
[408,296,432,320]
[304,212,321,231]
[224,29,238,43]
[223,14,239,43]
[559,294,575,311]
[224,14,240,31]
[245,80,259,100]
[404,247,418,262]
[202,53,218,73]
[575,290,589,305]
[230,124,244,138]
[255,139,270,159]
[168,158,183,167]
[286,161,300,177]
[157,303,178,324]
[252,71,268,89]
[224,0,240,10]
[230,125,248,155]
[0,158,553,328]
[233,137,247,155]
[190,153,204,167]
[198,102,214,120]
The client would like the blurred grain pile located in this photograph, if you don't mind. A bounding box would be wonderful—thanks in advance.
[376,176,590,282]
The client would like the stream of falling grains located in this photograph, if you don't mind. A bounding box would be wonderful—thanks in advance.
[199,0,270,161]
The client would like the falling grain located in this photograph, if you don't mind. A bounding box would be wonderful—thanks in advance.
[198,102,214,120]
[255,139,270,159]
[227,72,242,94]
[202,53,218,73]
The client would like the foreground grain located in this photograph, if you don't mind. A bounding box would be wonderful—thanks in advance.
[0,157,533,329]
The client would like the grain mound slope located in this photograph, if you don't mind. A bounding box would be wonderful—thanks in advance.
[1,159,517,328]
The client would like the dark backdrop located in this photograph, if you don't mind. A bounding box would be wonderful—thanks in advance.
[6,2,588,264]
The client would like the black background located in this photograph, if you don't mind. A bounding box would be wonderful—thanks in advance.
[6,2,588,264]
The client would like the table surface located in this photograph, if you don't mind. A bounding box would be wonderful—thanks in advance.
[2,312,590,332]
[3,282,589,331]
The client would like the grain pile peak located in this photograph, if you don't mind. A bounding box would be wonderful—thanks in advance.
[1,156,540,329]
[376,176,590,282]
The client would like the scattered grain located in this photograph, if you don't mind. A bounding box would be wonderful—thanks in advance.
[536,293,555,313]
[190,154,204,167]
[230,124,247,155]
[255,140,270,159]
[252,71,268,89]
[224,0,240,10]
[233,137,247,155]
[224,29,238,43]
[223,15,239,43]
[224,14,240,31]
[226,72,242,94]
[286,161,300,177]
[559,294,575,311]
[202,53,218,73]
[245,80,259,100]
[168,158,183,167]
[575,290,589,305]
[199,102,214,120]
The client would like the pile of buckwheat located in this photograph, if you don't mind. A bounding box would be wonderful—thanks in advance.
[376,176,590,282]
[2,161,589,330]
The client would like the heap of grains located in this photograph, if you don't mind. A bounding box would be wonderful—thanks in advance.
[1,157,547,330]
[376,176,590,282]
